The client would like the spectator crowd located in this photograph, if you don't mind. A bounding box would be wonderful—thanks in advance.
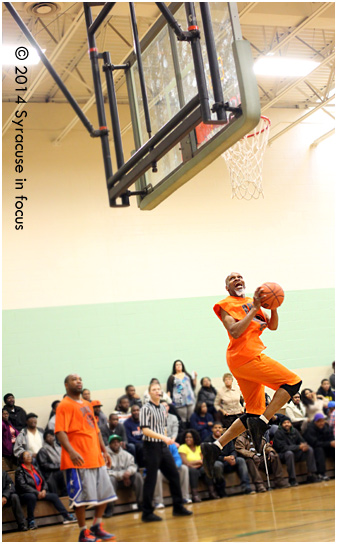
[2,360,335,532]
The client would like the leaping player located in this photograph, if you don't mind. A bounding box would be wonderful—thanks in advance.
[201,272,302,478]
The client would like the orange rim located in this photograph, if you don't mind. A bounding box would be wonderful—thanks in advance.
[246,116,271,139]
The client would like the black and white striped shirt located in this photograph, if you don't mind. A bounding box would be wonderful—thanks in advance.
[140,401,167,442]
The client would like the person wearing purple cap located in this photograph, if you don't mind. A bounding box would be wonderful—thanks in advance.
[273,417,317,486]
[303,413,335,481]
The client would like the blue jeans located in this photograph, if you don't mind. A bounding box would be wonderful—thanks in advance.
[214,457,251,491]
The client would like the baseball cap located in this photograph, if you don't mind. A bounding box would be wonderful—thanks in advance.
[328,401,335,409]
[313,413,326,422]
[91,400,103,407]
[108,434,122,443]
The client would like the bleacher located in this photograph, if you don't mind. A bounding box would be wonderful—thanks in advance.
[2,459,334,533]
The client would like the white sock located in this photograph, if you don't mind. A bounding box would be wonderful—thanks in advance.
[214,440,223,449]
[259,415,269,424]
[79,526,87,532]
[93,517,102,526]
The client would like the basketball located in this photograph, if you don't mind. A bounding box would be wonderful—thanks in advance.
[260,282,285,310]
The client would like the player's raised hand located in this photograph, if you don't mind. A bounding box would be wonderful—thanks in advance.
[253,286,265,310]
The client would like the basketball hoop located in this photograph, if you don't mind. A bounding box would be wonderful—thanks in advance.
[222,116,271,200]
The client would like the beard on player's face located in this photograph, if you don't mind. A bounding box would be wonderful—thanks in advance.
[226,273,246,297]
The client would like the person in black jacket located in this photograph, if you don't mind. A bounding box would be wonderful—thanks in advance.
[15,451,75,530]
[316,379,335,402]
[206,423,253,497]
[273,417,317,486]
[36,430,67,496]
[196,377,217,417]
[3,394,27,432]
[2,470,27,531]
[303,413,335,481]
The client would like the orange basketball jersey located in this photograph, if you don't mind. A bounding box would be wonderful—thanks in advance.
[55,396,105,470]
[214,296,268,368]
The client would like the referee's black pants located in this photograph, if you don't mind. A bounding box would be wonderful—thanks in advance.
[142,442,183,516]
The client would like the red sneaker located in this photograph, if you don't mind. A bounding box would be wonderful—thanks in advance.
[78,528,102,542]
[90,523,116,542]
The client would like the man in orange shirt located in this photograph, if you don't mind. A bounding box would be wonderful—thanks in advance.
[55,374,117,542]
[202,272,302,478]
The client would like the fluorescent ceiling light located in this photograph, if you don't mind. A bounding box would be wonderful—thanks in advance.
[2,46,45,66]
[254,56,320,77]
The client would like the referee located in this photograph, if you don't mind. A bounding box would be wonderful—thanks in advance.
[140,381,193,522]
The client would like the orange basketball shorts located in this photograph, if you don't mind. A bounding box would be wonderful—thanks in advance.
[229,353,301,415]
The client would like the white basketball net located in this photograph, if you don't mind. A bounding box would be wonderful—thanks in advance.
[222,116,271,200]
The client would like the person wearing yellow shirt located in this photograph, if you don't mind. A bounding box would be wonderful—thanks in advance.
[178,429,218,503]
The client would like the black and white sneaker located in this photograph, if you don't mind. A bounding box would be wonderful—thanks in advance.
[318,474,330,481]
[247,417,268,454]
[201,442,220,479]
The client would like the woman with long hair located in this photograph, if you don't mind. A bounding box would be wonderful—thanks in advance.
[300,388,329,421]
[167,360,197,424]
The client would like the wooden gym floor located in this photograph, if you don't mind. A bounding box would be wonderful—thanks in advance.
[2,481,334,542]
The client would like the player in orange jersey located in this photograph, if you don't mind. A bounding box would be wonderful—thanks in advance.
[55,374,117,543]
[202,272,302,478]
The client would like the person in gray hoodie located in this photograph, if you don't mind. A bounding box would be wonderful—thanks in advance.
[104,434,143,517]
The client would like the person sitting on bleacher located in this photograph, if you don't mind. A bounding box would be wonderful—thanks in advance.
[205,423,254,498]
[327,401,335,437]
[329,362,335,391]
[316,379,335,402]
[13,413,44,464]
[178,429,217,502]
[235,430,289,491]
[300,389,329,421]
[124,405,144,467]
[15,451,75,530]
[45,401,60,432]
[92,400,108,432]
[303,413,335,481]
[2,469,27,531]
[116,385,143,410]
[2,408,19,469]
[115,396,132,424]
[196,377,217,417]
[104,434,143,518]
[101,412,128,448]
[285,393,308,432]
[36,430,67,496]
[273,416,318,486]
[160,400,179,442]
[190,402,214,442]
[81,388,92,402]
[3,394,27,432]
